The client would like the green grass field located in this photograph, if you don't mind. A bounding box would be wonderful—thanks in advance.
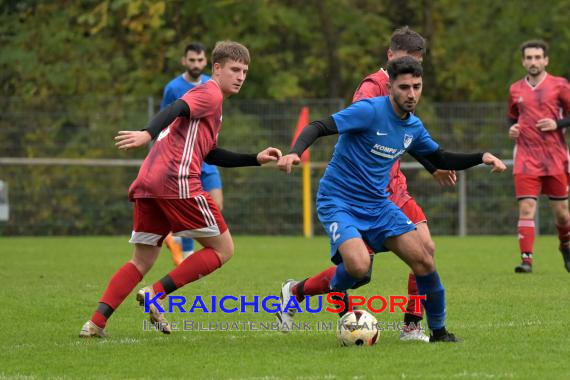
[1,236,569,379]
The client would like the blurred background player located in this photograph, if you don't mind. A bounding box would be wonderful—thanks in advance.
[508,39,570,273]
[161,42,224,265]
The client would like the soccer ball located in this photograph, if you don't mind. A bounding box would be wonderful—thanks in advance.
[336,310,380,346]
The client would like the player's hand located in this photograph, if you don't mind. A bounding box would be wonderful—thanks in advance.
[482,152,507,173]
[115,131,152,150]
[257,147,282,165]
[432,170,456,186]
[277,153,301,174]
[536,118,557,132]
[508,124,520,139]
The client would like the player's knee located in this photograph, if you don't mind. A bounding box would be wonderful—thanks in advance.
[216,243,234,264]
[424,239,436,257]
[130,257,153,275]
[554,209,570,224]
[346,260,371,279]
[131,245,159,275]
[411,253,435,276]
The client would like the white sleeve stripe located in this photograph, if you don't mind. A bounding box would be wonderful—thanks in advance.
[178,119,199,199]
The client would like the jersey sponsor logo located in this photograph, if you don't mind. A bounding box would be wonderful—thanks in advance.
[370,144,405,159]
[403,134,413,149]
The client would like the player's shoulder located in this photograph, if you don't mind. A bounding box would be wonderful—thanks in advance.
[509,77,526,90]
[365,68,389,82]
[360,69,389,89]
[547,73,569,86]
[164,74,185,90]
[353,95,388,112]
[184,80,223,106]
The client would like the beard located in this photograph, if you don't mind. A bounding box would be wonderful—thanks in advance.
[395,98,416,114]
[187,68,203,80]
[527,66,543,76]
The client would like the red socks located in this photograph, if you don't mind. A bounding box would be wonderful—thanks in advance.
[518,219,535,256]
[292,266,336,302]
[91,262,143,328]
[405,272,424,317]
[152,247,222,298]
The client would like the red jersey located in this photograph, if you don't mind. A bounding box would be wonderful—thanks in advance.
[353,69,412,208]
[129,80,223,200]
[508,73,570,176]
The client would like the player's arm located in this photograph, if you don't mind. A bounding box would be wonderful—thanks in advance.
[205,147,282,167]
[507,88,521,139]
[507,118,520,139]
[278,117,338,173]
[408,151,457,187]
[537,81,570,131]
[421,149,506,173]
[115,99,190,150]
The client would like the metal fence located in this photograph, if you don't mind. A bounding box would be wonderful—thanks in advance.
[0,97,558,236]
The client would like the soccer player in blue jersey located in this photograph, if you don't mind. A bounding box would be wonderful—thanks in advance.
[276,56,506,342]
[161,42,224,265]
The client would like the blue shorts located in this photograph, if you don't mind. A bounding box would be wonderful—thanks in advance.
[317,197,416,264]
[201,163,222,191]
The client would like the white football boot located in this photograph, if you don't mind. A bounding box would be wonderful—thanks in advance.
[275,279,298,333]
[79,320,106,338]
[136,286,171,334]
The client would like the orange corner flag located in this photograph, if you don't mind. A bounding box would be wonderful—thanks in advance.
[291,106,310,162]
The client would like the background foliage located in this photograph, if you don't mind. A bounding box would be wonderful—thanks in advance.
[2,0,569,102]
[1,0,568,236]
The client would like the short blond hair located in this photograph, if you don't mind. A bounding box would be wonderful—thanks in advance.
[212,41,250,66]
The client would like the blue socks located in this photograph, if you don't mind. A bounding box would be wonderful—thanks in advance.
[330,263,360,292]
[181,237,194,253]
[415,271,446,331]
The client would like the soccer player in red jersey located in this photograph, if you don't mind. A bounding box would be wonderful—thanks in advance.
[80,41,282,338]
[508,39,570,273]
[278,27,457,343]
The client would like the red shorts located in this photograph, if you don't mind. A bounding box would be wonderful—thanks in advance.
[514,173,569,200]
[129,192,228,246]
[400,198,427,224]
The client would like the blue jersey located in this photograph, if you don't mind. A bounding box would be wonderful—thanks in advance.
[160,74,211,110]
[318,96,438,209]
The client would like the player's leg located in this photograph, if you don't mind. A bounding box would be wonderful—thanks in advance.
[290,251,374,319]
[514,174,540,273]
[150,230,232,296]
[384,231,460,343]
[544,174,570,272]
[137,193,230,334]
[80,199,168,338]
[398,199,431,341]
[277,207,371,330]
